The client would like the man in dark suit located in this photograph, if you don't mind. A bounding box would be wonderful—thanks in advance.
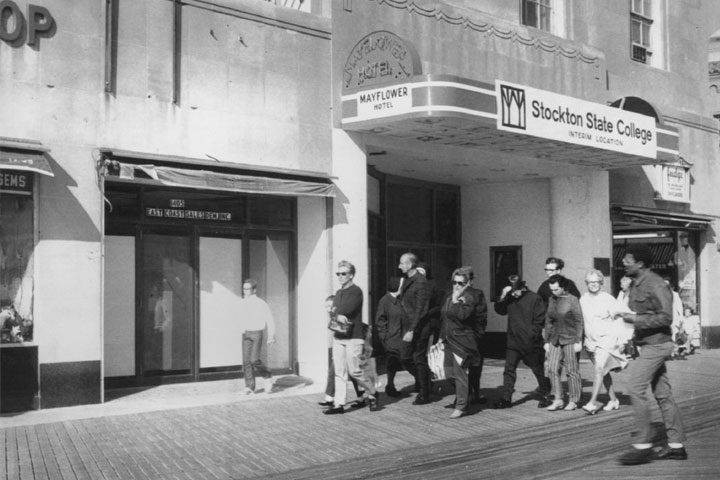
[397,252,431,405]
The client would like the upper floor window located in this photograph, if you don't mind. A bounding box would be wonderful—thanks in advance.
[631,0,653,64]
[521,0,552,32]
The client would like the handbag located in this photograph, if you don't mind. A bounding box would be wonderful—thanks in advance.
[328,314,353,338]
[428,339,448,380]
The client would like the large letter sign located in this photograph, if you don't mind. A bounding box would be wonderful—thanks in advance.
[0,0,55,48]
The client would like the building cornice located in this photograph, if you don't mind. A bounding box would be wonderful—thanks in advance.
[368,0,601,64]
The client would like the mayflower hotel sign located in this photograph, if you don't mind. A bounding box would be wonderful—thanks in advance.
[497,80,656,158]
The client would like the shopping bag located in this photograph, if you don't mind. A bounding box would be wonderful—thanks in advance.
[428,340,448,380]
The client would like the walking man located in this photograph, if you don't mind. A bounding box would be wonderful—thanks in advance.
[240,279,276,395]
[537,257,581,305]
[493,275,552,409]
[397,253,431,405]
[618,244,687,465]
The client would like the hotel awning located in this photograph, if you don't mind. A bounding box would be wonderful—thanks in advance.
[341,75,679,169]
[611,205,714,231]
[0,142,54,177]
[99,149,335,198]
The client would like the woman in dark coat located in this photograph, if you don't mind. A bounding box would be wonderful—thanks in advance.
[440,268,484,419]
[376,277,415,397]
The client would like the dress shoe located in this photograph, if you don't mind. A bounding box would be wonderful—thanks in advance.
[563,401,578,411]
[582,402,602,415]
[385,386,402,397]
[449,409,466,419]
[546,400,564,411]
[322,405,344,415]
[494,399,512,409]
[618,447,653,465]
[412,395,430,405]
[537,396,552,408]
[317,400,334,407]
[368,396,380,412]
[241,387,255,395]
[603,399,620,411]
[349,398,367,409]
[654,446,688,460]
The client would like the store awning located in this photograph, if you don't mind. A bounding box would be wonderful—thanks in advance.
[611,205,715,230]
[100,151,335,198]
[0,146,54,177]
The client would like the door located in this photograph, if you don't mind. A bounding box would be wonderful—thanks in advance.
[140,230,194,379]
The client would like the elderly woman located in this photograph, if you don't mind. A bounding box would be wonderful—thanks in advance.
[580,270,628,414]
[544,274,584,411]
[440,267,484,419]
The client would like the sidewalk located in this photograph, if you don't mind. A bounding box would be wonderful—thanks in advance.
[2,350,720,479]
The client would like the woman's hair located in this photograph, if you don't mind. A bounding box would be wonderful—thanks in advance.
[337,260,356,275]
[548,274,568,290]
[584,269,605,285]
[243,278,257,289]
[451,268,470,283]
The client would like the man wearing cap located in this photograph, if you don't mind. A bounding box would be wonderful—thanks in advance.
[618,244,687,465]
[397,253,431,404]
[493,275,552,409]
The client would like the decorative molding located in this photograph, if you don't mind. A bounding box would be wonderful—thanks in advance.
[664,115,718,134]
[368,0,600,64]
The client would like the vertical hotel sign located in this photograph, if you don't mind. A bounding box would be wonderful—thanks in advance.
[496,80,657,158]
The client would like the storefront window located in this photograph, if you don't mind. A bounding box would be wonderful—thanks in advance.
[0,174,34,344]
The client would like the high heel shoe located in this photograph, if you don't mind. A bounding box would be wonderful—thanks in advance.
[546,400,564,411]
[603,399,620,411]
[582,402,602,415]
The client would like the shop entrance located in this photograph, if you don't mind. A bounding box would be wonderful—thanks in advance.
[103,184,295,388]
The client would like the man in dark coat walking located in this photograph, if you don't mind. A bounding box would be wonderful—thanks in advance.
[493,275,552,409]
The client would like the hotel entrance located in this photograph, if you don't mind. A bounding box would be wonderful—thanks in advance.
[103,183,295,388]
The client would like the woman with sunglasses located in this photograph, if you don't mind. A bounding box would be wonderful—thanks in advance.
[440,267,484,419]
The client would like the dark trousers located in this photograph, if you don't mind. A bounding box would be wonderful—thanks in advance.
[451,352,470,411]
[243,330,272,391]
[468,356,485,399]
[385,350,416,389]
[325,348,363,398]
[501,347,551,401]
[412,319,433,398]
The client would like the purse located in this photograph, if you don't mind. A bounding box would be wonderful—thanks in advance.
[328,314,353,338]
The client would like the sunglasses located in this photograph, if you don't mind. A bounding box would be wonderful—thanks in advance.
[336,272,350,277]
[452,281,468,286]
[544,268,558,272]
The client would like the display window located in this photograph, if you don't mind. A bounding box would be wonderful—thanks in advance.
[0,172,34,344]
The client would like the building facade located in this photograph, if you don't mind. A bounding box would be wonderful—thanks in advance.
[0,0,718,411]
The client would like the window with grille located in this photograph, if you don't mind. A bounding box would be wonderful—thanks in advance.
[630,0,653,63]
[521,0,552,32]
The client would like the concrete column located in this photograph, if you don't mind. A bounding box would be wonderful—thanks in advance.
[549,171,612,286]
[331,128,369,324]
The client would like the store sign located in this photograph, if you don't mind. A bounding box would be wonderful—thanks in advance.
[0,1,55,48]
[0,171,32,195]
[354,84,413,120]
[145,198,231,221]
[343,31,421,91]
[659,164,690,202]
[497,80,657,158]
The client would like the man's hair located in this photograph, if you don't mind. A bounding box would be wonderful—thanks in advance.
[388,276,402,292]
[337,260,356,275]
[243,278,258,289]
[402,252,418,268]
[625,244,654,267]
[547,274,568,290]
[545,257,565,270]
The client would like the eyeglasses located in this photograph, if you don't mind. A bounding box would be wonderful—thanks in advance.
[544,268,557,272]
[336,272,350,277]
[452,281,468,286]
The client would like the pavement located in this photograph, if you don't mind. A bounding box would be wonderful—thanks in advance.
[2,350,720,479]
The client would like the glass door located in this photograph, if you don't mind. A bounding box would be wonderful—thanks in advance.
[140,231,194,378]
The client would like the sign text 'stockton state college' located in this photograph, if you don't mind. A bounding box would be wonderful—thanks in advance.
[496,80,657,158]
